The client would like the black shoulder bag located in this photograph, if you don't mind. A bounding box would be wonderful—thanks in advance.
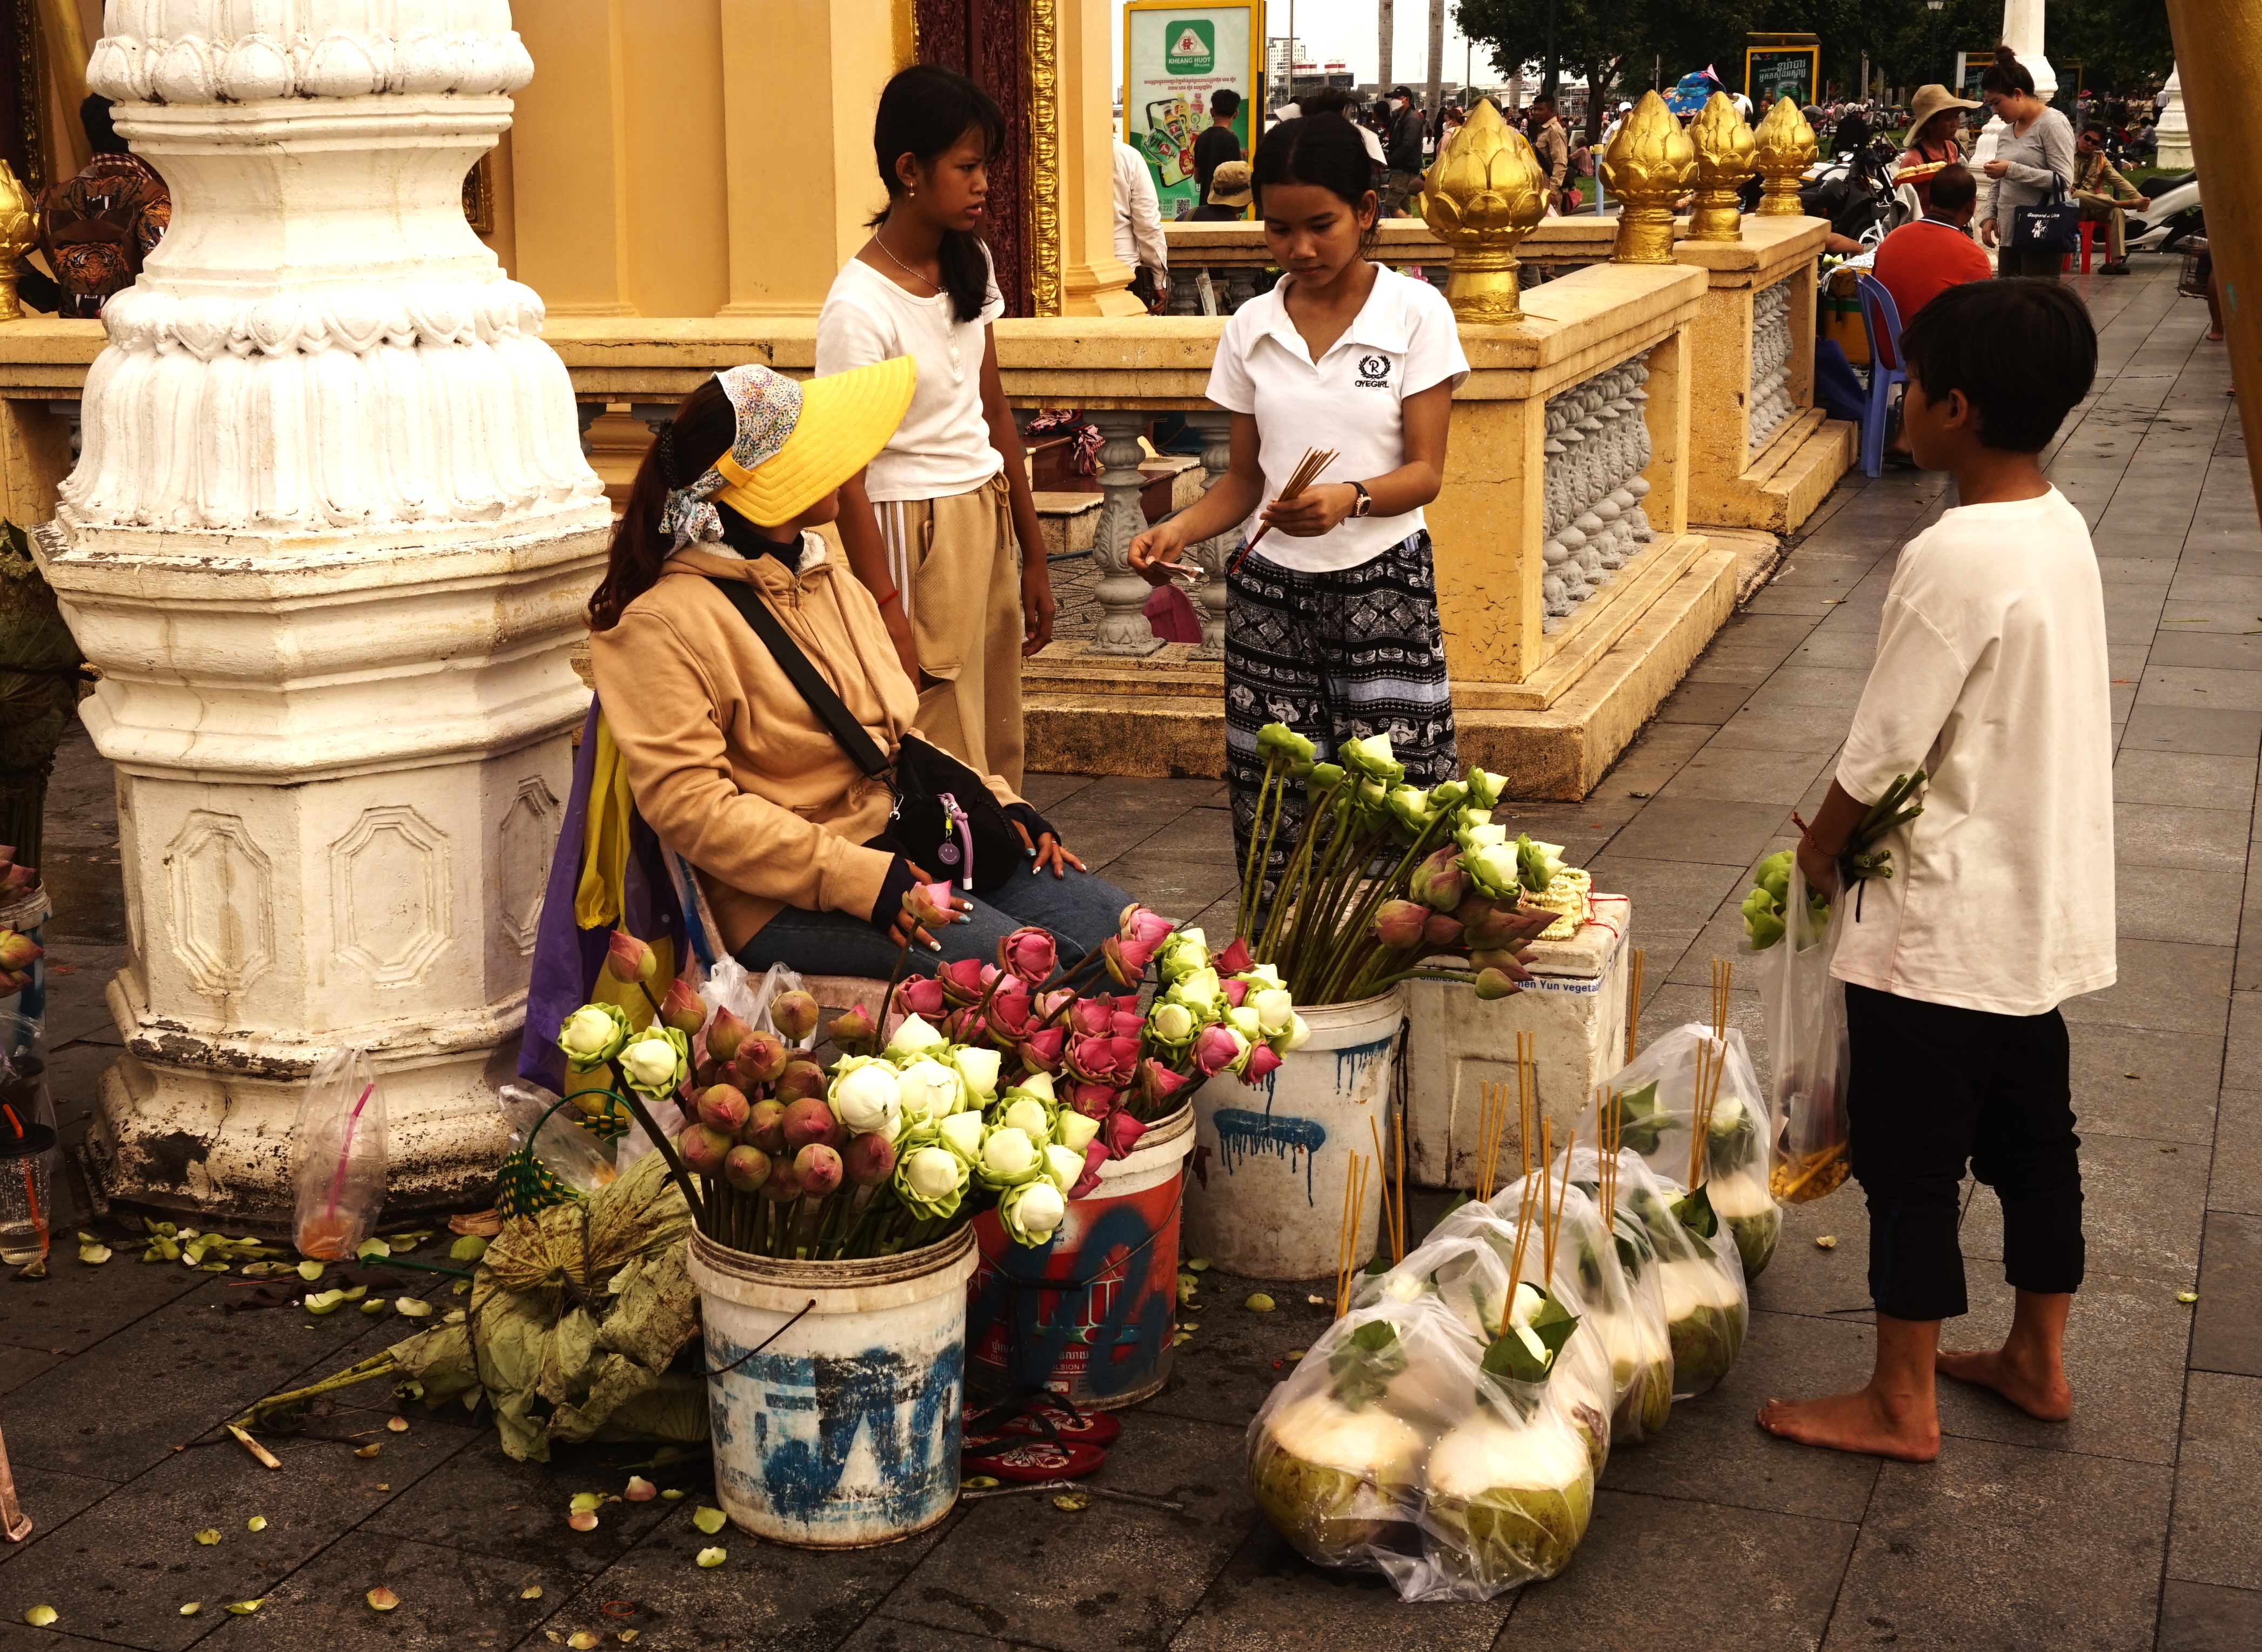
[706,578,1019,894]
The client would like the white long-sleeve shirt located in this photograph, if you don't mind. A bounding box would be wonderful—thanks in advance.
[1112,140,1169,275]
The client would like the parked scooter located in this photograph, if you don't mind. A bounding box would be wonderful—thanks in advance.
[2125,171,2201,253]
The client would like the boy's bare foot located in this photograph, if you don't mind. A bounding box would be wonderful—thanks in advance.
[1755,1389,1941,1461]
[1936,1345,2073,1421]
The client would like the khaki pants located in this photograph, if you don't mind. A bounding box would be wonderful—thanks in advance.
[874,472,1026,791]
[2077,197,2127,264]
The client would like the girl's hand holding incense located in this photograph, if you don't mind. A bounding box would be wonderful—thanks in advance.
[1127,518,1193,586]
[1261,481,1361,538]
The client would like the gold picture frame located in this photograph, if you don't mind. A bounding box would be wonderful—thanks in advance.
[462,152,495,236]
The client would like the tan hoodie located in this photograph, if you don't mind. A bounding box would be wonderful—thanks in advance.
[588,536,1021,953]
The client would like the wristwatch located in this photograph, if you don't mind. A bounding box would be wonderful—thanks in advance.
[1348,480,1374,519]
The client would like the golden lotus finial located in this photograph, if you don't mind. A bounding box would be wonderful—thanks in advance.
[1419,98,1546,323]
[1602,91,1696,264]
[1752,96,1819,217]
[1687,92,1757,241]
[0,161,36,321]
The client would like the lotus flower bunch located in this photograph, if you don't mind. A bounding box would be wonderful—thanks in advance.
[1236,725,1562,1005]
[0,845,34,900]
[0,924,38,996]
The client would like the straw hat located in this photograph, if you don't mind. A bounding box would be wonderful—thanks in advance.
[1906,83,1979,135]
[707,356,917,528]
[1208,160,1254,209]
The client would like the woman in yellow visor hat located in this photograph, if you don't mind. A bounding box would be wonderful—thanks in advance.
[587,360,1130,975]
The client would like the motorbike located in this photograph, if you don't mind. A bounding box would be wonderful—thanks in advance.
[1798,138,1909,248]
[2124,170,2201,253]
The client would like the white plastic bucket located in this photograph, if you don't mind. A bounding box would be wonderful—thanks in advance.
[967,1102,1195,1408]
[687,1223,980,1547]
[1184,988,1405,1279]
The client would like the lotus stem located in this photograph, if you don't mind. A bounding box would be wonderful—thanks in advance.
[233,1352,400,1430]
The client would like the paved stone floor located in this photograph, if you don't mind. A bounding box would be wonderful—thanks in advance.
[4,257,2256,1650]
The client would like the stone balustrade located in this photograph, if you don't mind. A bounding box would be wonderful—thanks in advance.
[1161,218,1620,314]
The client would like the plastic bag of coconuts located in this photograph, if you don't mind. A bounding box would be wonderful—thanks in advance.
[1600,1022,1782,1281]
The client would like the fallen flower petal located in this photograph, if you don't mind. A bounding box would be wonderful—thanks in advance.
[225,1600,263,1615]
[1053,1492,1089,1512]
[394,1297,434,1318]
[246,1516,267,1532]
[366,1587,399,1613]
[568,1510,599,1532]
[624,1476,656,1502]
[179,1603,200,1616]
[520,1585,544,1601]
[1244,1292,1275,1312]
[659,1489,685,1502]
[355,1443,382,1459]
[386,1417,409,1433]
[78,1243,111,1265]
[194,1528,221,1545]
[2177,1291,2199,1304]
[1815,1235,1838,1250]
[695,1547,726,1568]
[570,1634,602,1650]
[23,1607,56,1627]
[570,1492,604,1513]
[297,1259,324,1282]
[691,1506,728,1536]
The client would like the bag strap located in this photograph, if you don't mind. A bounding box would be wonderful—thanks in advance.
[705,576,891,780]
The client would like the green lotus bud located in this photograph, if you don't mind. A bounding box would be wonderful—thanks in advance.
[1001,1096,1054,1144]
[1042,1143,1086,1194]
[1000,1178,1068,1246]
[1055,1110,1101,1152]
[557,1002,631,1070]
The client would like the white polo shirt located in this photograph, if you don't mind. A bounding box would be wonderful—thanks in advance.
[1204,264,1469,574]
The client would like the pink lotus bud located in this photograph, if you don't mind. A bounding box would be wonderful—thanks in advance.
[1102,1111,1150,1157]
[828,1002,878,1055]
[696,1083,750,1135]
[1216,936,1254,974]
[844,1132,898,1186]
[988,992,1036,1038]
[1424,912,1466,949]
[1118,904,1174,949]
[1101,934,1157,988]
[1194,1022,1247,1077]
[604,930,657,985]
[895,975,948,1020]
[705,1007,751,1064]
[1243,1044,1284,1084]
[776,1059,828,1102]
[936,957,992,1007]
[1222,979,1248,1007]
[782,1096,842,1151]
[794,1143,844,1198]
[722,1145,771,1193]
[0,930,41,972]
[1065,1080,1120,1118]
[1036,989,1076,1021]
[1373,899,1429,950]
[0,863,31,897]
[1134,1059,1190,1112]
[1411,844,1469,912]
[1469,949,1535,981]
[1067,1033,1140,1087]
[769,990,820,1043]
[999,926,1058,985]
[677,1123,733,1176]
[743,1099,788,1153]
[1019,1027,1067,1072]
[1474,968,1521,1001]
[905,881,955,928]
[732,1031,788,1089]
[660,976,706,1035]
[761,1154,804,1202]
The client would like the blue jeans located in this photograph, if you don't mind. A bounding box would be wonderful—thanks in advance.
[734,865,1136,980]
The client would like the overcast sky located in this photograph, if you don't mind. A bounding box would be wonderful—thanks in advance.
[1110,1,1495,92]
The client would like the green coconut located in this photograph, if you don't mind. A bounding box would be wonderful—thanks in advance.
[1613,1353,1675,1443]
[1248,1391,1424,1566]
[1705,1165,1782,1279]
[1659,1255,1743,1394]
[1420,1409,1595,1589]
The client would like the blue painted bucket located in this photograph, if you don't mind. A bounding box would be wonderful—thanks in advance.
[687,1224,980,1547]
[1184,987,1405,1278]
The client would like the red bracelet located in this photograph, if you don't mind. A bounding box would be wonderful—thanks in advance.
[875,588,901,609]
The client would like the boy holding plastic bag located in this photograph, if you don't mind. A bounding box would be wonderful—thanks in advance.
[1758,280,2110,1461]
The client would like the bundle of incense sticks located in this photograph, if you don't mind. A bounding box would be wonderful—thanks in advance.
[1710,957,1732,1041]
[1335,1151,1372,1317]
[1688,1033,1728,1189]
[1597,1084,1624,1213]
[1625,948,1646,1062]
[1368,1112,1407,1265]
[1230,446,1339,574]
[1476,1080,1509,1203]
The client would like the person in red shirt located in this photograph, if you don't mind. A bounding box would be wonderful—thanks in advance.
[1870,164,1991,372]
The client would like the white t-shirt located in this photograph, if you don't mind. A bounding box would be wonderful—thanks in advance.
[815,249,1004,505]
[1831,488,2116,1017]
[1203,264,1469,574]
[1110,140,1168,273]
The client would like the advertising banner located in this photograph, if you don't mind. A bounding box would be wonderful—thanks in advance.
[1745,45,1820,107]
[1124,2,1261,216]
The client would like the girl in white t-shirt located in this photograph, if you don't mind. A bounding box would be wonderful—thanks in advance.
[1128,112,1468,872]
[819,65,1053,791]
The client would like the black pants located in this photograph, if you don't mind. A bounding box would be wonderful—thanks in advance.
[1995,241,2065,278]
[1845,983,2084,1321]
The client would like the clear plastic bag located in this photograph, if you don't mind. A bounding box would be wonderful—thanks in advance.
[1604,1021,1782,1279]
[1554,1145,1675,1445]
[0,1011,56,1266]
[700,958,808,1053]
[1610,1151,1747,1398]
[497,1082,618,1194]
[1756,857,1853,1206]
[290,1047,387,1260]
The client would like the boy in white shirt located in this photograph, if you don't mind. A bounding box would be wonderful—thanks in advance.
[1758,279,2106,1461]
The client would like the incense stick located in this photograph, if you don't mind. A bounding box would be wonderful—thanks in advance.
[1625,948,1646,1062]
[1230,446,1340,575]
[1335,1153,1372,1317]
[1516,1031,1536,1184]
[1544,1127,1575,1283]
[1710,957,1732,1042]
[1368,1114,1404,1265]
[1395,1101,1407,1262]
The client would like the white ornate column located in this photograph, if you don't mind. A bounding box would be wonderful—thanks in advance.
[34,2,610,1221]
[1182,409,1233,656]
[2156,68,2193,171]
[1085,411,1164,656]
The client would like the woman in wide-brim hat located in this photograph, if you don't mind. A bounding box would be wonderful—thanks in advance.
[585,358,1133,978]
[1899,83,1980,216]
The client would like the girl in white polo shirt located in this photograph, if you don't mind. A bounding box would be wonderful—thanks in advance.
[1128,111,1468,868]
[819,64,1053,791]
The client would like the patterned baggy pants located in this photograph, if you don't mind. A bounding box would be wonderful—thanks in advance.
[1224,530,1459,877]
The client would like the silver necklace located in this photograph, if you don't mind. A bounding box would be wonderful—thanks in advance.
[873,225,942,293]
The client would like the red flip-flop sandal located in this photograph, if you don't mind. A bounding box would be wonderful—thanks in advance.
[958,1436,1107,1482]
[961,1394,1121,1448]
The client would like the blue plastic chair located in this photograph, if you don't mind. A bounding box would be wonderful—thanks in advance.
[1852,273,1907,478]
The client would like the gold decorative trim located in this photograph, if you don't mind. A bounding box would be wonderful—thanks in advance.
[1027,0,1062,317]
[461,153,496,235]
[14,0,43,192]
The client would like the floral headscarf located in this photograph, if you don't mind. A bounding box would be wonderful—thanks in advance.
[658,364,804,550]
